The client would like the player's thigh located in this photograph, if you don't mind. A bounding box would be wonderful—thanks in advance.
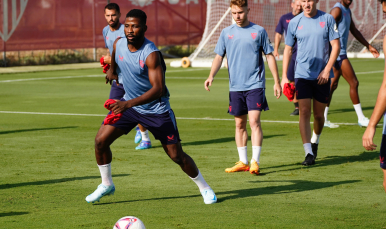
[95,124,125,146]
[340,59,358,85]
[247,110,262,127]
[312,99,327,118]
[331,67,342,88]
[245,88,269,112]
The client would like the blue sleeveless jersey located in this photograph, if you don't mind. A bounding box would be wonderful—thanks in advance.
[333,2,351,55]
[115,37,170,115]
[103,24,125,54]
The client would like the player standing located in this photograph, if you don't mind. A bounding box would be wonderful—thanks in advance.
[324,0,380,128]
[86,9,217,204]
[102,3,152,150]
[273,0,302,116]
[362,0,386,193]
[204,0,281,175]
[281,0,340,166]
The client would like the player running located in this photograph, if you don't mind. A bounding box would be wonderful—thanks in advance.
[205,0,281,175]
[281,0,340,166]
[102,3,152,150]
[324,0,380,128]
[273,0,302,116]
[86,9,217,205]
[363,0,386,193]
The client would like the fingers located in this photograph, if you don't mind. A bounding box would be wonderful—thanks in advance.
[204,80,211,91]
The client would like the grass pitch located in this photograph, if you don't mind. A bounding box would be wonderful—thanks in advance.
[1,59,386,228]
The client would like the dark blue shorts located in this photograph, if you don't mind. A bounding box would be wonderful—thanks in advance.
[228,88,269,116]
[109,81,125,100]
[287,58,296,82]
[105,108,181,145]
[295,78,331,104]
[333,54,348,70]
[380,135,386,169]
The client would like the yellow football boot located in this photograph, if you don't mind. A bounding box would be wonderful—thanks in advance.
[249,159,260,175]
[225,161,250,173]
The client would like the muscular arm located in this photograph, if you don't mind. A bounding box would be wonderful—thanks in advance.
[204,54,223,91]
[273,33,282,58]
[266,53,281,98]
[330,7,342,25]
[349,16,380,58]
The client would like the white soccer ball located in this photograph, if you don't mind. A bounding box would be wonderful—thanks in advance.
[113,216,146,229]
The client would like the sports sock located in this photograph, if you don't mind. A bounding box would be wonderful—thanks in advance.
[294,102,299,109]
[252,146,261,165]
[190,170,210,192]
[98,163,114,186]
[303,143,313,157]
[353,103,365,120]
[324,107,329,121]
[141,130,151,142]
[311,131,320,144]
[237,146,248,164]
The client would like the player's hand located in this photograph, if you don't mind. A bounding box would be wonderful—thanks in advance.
[273,50,279,59]
[204,77,214,91]
[103,55,112,64]
[362,126,377,151]
[105,68,119,85]
[274,82,281,99]
[280,75,289,91]
[109,100,129,114]
[317,68,329,85]
[369,45,380,58]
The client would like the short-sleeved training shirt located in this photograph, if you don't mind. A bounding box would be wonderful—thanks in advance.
[286,10,340,80]
[215,22,274,91]
[275,12,298,57]
[333,2,351,55]
[103,24,125,54]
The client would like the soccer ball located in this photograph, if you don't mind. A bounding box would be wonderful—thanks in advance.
[113,216,146,229]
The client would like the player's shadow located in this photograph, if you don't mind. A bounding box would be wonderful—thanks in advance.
[0,126,78,135]
[0,174,129,190]
[182,134,286,146]
[328,106,373,114]
[0,212,29,217]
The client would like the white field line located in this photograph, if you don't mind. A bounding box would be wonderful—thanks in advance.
[0,110,363,126]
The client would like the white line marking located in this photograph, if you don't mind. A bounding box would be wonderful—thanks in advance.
[0,111,364,126]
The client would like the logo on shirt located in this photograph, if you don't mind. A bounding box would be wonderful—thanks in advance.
[251,33,257,39]
[119,55,124,61]
[319,22,326,28]
[139,60,145,68]
[343,13,347,17]
[256,103,262,108]
[106,37,109,40]
[298,25,303,30]
[167,135,175,141]
[381,156,384,164]
[228,35,234,39]
[286,19,290,23]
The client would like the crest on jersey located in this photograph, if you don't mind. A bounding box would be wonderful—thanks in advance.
[286,19,290,23]
[319,22,326,28]
[251,33,257,39]
[128,0,154,7]
[139,60,145,68]
[0,0,29,41]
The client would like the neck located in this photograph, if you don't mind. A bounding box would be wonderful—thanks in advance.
[304,9,317,18]
[237,20,250,28]
[127,37,145,52]
[109,23,120,31]
[340,1,349,8]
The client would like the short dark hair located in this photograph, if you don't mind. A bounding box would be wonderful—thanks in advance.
[105,3,120,13]
[379,0,386,3]
[126,9,147,25]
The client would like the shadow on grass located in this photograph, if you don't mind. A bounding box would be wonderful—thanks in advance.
[95,179,358,205]
[0,174,129,190]
[0,126,78,135]
[0,212,29,217]
[328,106,373,114]
[181,134,286,146]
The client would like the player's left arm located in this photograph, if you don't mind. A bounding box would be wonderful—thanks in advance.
[349,15,380,58]
[318,38,340,85]
[266,53,281,99]
[110,51,165,114]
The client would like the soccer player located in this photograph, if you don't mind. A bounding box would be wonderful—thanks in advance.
[281,0,340,166]
[324,0,380,128]
[102,3,152,150]
[86,9,217,204]
[273,0,302,116]
[362,0,386,193]
[204,0,281,175]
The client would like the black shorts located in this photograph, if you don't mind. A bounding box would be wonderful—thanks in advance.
[380,134,386,169]
[295,78,331,104]
[333,54,348,70]
[228,88,269,116]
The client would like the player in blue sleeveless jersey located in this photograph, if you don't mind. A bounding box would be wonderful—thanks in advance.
[324,0,380,128]
[273,0,302,116]
[102,3,152,150]
[86,9,217,204]
[363,0,386,193]
[282,0,340,166]
[205,0,281,175]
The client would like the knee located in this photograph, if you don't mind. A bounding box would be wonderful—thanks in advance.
[169,153,184,165]
[314,113,324,122]
[249,120,261,131]
[351,79,359,89]
[235,122,247,131]
[331,82,338,91]
[299,108,311,118]
[95,135,108,151]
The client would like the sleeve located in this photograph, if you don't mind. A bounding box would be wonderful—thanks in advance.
[328,15,340,41]
[261,29,274,55]
[214,30,226,57]
[275,16,284,34]
[285,20,296,47]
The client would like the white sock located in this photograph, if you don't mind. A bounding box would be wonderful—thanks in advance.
[237,146,248,164]
[141,130,151,142]
[324,107,329,121]
[252,146,261,165]
[353,103,365,120]
[190,170,210,192]
[98,163,113,186]
[311,131,320,144]
[303,143,313,157]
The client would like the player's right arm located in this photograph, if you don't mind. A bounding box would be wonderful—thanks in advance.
[281,45,292,89]
[205,54,223,91]
[273,33,282,59]
[105,37,121,85]
[362,34,386,150]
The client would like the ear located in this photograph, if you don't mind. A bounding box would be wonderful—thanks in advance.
[144,25,148,33]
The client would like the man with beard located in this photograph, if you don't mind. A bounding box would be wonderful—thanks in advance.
[86,9,217,205]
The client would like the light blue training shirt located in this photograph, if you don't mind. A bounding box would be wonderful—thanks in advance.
[114,37,170,115]
[333,2,351,56]
[214,22,274,91]
[103,24,125,84]
[286,10,340,80]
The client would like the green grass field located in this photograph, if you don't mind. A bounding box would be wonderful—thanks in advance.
[1,59,386,228]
